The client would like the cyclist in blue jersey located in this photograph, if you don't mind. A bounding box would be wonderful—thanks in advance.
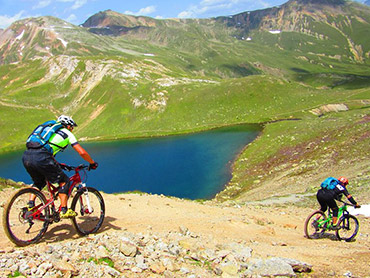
[316,176,360,229]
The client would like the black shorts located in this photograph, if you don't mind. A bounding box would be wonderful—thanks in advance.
[317,188,338,215]
[22,148,69,190]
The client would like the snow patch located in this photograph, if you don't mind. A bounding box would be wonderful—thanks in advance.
[144,53,155,57]
[347,204,370,217]
[269,30,281,34]
[15,30,24,40]
[58,38,68,47]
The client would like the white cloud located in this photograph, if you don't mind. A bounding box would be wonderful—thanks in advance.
[0,11,26,29]
[178,0,271,18]
[65,13,77,23]
[178,10,195,18]
[32,0,52,10]
[201,0,225,5]
[32,0,87,11]
[71,0,87,10]
[124,5,156,16]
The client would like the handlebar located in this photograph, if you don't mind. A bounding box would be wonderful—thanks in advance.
[60,163,90,171]
[338,200,361,208]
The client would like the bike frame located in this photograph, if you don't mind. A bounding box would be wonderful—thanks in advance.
[317,203,348,229]
[27,165,87,223]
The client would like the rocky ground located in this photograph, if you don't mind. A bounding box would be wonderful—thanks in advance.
[0,187,369,278]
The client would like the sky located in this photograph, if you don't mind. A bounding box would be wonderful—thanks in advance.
[0,0,367,29]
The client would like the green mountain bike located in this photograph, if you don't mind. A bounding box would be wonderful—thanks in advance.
[304,201,359,242]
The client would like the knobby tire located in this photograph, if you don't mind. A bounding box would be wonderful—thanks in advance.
[335,214,359,242]
[2,187,50,246]
[304,210,327,239]
[71,187,105,236]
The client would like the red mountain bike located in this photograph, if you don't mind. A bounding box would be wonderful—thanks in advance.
[2,164,105,246]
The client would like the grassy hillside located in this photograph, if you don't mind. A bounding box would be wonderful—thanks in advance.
[0,1,369,200]
[217,103,370,202]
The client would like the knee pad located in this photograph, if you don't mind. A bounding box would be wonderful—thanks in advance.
[58,181,71,194]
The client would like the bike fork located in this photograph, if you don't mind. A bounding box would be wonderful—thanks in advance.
[81,183,93,214]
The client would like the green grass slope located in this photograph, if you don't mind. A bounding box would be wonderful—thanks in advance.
[0,1,369,201]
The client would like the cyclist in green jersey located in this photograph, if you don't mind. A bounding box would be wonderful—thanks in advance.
[23,115,98,218]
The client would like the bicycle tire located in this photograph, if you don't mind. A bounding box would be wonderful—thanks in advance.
[304,210,327,239]
[335,214,359,242]
[2,187,50,246]
[70,187,105,236]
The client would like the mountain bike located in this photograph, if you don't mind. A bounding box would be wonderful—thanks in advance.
[2,164,105,246]
[304,201,359,242]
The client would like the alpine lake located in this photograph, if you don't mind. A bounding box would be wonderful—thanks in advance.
[0,125,260,200]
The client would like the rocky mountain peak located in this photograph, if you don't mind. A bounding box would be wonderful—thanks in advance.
[287,0,346,5]
[217,0,359,36]
[82,10,157,29]
[81,10,158,36]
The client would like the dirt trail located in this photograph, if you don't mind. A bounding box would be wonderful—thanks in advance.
[0,188,369,277]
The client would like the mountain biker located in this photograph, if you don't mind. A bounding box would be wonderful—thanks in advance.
[22,115,98,218]
[316,176,360,229]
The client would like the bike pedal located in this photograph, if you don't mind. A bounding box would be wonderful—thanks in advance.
[330,225,340,231]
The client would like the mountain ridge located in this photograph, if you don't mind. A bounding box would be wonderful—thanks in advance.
[1,0,369,65]
[0,0,369,204]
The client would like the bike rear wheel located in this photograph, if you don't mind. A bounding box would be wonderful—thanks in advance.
[336,214,359,242]
[304,210,327,239]
[2,187,50,246]
[71,187,105,236]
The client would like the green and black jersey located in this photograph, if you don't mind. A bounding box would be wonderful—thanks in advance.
[49,128,78,156]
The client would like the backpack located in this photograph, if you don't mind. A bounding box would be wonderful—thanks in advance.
[320,177,339,190]
[26,120,63,153]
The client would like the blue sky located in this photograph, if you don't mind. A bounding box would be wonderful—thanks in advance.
[0,0,366,29]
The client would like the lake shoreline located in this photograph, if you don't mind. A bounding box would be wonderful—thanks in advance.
[0,122,262,155]
[0,124,261,200]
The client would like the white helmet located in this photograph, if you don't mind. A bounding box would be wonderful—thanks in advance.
[57,115,77,127]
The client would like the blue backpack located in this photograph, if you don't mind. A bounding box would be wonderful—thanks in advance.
[26,120,63,153]
[320,177,338,190]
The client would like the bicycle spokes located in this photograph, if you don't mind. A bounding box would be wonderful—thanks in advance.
[336,215,359,242]
[3,188,50,246]
[304,210,327,239]
[71,187,105,236]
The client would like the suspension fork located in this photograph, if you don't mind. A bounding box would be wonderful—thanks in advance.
[79,183,93,214]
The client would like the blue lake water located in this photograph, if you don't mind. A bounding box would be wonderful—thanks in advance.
[0,125,260,200]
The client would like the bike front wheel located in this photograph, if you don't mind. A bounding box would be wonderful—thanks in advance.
[336,214,359,242]
[2,187,50,246]
[304,210,327,239]
[71,187,105,236]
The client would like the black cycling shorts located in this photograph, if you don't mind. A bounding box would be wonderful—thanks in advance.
[22,148,69,192]
[317,188,339,216]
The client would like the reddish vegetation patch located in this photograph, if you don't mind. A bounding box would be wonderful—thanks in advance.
[356,114,370,124]
[256,136,327,171]
[358,131,370,141]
